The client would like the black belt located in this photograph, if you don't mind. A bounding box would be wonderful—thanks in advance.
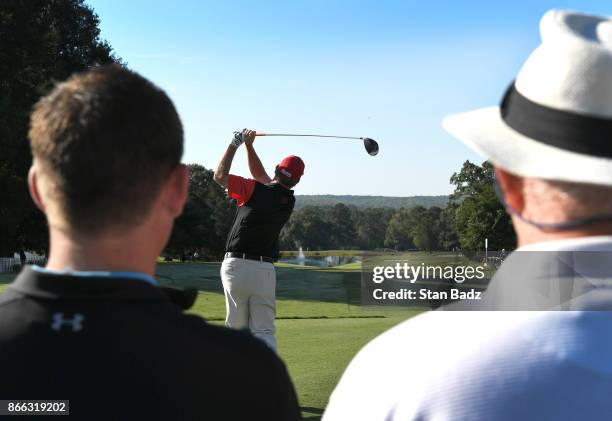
[224,252,274,263]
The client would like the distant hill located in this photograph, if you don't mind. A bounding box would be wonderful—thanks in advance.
[294,195,449,209]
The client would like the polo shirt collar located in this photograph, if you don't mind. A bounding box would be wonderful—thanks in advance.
[31,265,158,286]
[7,266,197,310]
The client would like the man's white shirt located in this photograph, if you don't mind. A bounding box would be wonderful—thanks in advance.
[323,237,612,420]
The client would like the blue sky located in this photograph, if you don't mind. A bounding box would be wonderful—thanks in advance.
[88,0,612,196]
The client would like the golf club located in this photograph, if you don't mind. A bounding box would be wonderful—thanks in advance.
[255,132,379,156]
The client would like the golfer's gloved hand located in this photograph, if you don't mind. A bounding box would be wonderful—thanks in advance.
[230,129,257,148]
[230,131,244,148]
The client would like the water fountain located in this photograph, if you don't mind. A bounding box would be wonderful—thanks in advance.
[279,247,360,268]
[297,246,305,264]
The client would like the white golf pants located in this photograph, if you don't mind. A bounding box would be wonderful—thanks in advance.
[220,257,277,351]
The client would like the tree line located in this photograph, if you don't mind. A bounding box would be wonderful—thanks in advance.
[278,161,516,253]
[295,195,448,209]
[166,160,516,260]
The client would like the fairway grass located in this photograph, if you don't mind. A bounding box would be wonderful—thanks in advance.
[0,263,421,420]
[278,315,412,420]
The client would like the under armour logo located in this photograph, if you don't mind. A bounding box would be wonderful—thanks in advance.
[51,312,85,332]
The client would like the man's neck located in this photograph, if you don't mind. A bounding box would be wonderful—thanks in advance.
[515,217,612,248]
[270,178,292,190]
[45,226,157,276]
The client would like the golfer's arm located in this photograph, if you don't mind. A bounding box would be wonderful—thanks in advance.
[213,145,238,188]
[246,144,272,184]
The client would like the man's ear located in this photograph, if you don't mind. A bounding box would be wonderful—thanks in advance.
[495,167,524,213]
[164,164,189,218]
[28,165,46,213]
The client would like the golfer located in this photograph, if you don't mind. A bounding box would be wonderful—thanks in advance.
[324,10,612,420]
[214,129,304,351]
[0,65,301,420]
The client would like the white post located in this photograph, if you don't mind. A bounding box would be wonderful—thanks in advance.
[485,238,488,266]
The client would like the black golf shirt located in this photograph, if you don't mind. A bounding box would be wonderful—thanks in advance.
[225,175,295,259]
[0,267,301,420]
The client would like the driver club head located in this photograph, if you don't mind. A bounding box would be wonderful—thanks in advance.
[363,138,379,156]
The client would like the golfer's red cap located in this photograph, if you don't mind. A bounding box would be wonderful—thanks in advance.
[277,155,305,182]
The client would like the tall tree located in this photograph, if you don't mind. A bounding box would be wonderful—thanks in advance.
[0,0,118,255]
[410,206,441,252]
[166,164,234,260]
[327,203,357,249]
[384,208,416,251]
[279,206,332,250]
[354,207,394,250]
[449,161,515,251]
[438,203,460,250]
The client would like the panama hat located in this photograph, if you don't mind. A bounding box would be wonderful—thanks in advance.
[443,9,612,186]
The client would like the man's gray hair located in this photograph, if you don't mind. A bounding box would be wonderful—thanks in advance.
[523,178,612,223]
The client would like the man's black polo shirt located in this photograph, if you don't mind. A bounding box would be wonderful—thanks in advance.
[225,175,295,259]
[0,267,301,420]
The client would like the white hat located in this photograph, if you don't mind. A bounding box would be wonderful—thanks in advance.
[443,9,612,186]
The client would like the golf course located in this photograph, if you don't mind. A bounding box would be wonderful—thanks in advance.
[0,258,422,420]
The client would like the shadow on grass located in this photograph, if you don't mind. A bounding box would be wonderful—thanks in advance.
[155,263,363,306]
[301,406,324,421]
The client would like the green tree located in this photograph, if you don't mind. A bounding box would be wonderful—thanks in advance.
[449,161,494,199]
[279,212,305,251]
[449,161,515,251]
[166,164,234,260]
[327,203,357,249]
[438,203,460,250]
[410,206,442,252]
[280,206,332,250]
[354,207,394,250]
[384,208,416,251]
[0,0,118,255]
